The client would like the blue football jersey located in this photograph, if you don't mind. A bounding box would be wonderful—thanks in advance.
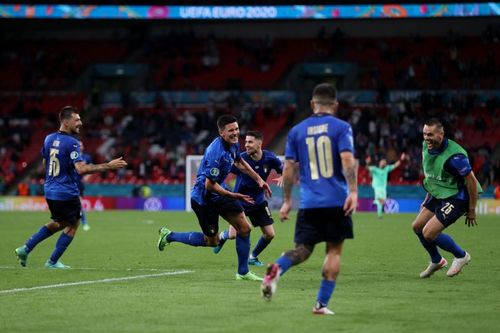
[191,137,240,205]
[41,131,84,200]
[285,113,354,209]
[231,150,283,207]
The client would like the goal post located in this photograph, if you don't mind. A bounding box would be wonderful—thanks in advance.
[185,155,203,212]
[185,154,286,211]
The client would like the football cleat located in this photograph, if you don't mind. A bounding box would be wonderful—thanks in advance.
[14,246,29,267]
[312,306,335,315]
[157,227,172,251]
[212,238,227,254]
[420,257,448,278]
[236,271,263,281]
[82,224,91,231]
[447,252,471,277]
[248,256,264,266]
[45,260,71,269]
[261,263,280,300]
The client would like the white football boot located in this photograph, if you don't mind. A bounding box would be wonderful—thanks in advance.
[447,252,471,277]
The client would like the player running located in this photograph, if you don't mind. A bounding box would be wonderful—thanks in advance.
[412,118,481,278]
[212,131,283,266]
[261,83,358,315]
[14,106,127,268]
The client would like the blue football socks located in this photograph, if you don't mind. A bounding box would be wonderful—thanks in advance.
[25,226,54,253]
[316,279,336,307]
[435,233,466,258]
[415,232,442,263]
[275,255,294,276]
[49,232,73,263]
[251,236,271,258]
[236,234,250,275]
[169,232,206,246]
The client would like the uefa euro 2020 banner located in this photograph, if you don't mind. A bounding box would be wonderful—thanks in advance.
[0,3,498,20]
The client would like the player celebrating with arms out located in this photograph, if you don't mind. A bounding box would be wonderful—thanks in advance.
[15,106,127,268]
[212,130,283,266]
[157,115,272,281]
[261,83,358,315]
[412,118,481,278]
[365,152,405,219]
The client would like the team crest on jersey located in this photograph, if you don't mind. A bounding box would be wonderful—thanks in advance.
[70,151,79,160]
[210,167,220,177]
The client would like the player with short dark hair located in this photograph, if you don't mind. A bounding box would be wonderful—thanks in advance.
[14,106,127,268]
[212,130,283,266]
[261,83,358,315]
[157,115,272,281]
[412,117,482,278]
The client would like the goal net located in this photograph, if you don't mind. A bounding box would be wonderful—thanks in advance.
[185,154,285,211]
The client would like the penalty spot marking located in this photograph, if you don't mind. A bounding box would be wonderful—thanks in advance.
[0,269,193,295]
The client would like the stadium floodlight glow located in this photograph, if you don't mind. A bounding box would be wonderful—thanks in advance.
[0,3,499,20]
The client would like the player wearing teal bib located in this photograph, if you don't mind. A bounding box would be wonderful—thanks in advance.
[365,153,405,218]
[412,118,482,278]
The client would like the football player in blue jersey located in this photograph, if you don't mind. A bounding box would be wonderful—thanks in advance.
[211,131,283,267]
[157,115,272,281]
[260,83,358,315]
[78,141,93,231]
[14,106,127,269]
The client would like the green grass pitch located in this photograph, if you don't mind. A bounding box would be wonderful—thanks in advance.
[0,211,499,333]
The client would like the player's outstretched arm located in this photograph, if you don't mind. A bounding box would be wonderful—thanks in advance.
[234,158,272,198]
[392,153,406,170]
[75,157,127,175]
[341,151,358,216]
[204,178,255,204]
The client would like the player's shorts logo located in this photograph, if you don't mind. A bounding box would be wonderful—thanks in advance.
[210,167,220,177]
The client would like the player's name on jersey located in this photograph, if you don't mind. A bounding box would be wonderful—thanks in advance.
[307,124,329,135]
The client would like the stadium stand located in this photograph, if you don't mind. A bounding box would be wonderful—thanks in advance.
[0,22,499,194]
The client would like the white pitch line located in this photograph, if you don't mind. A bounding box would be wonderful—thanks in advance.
[0,270,193,295]
[0,266,176,272]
